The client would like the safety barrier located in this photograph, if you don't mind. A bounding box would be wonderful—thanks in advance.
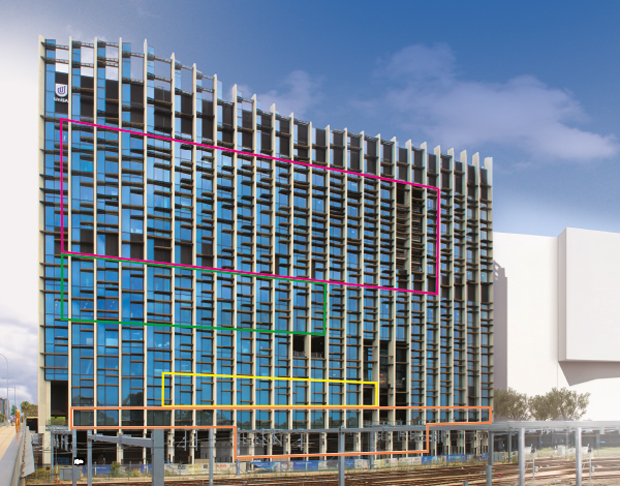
[0,427,26,486]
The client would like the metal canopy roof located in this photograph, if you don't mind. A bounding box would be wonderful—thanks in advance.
[244,421,620,435]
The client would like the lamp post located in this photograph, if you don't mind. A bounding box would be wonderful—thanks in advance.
[0,354,8,423]
[8,380,19,419]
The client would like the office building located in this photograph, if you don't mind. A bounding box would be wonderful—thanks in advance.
[38,36,494,463]
[494,227,620,421]
[0,398,7,420]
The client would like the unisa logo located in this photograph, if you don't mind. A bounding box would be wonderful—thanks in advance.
[54,84,68,103]
[55,84,68,97]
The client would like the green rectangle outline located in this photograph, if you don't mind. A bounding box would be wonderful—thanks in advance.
[60,254,327,336]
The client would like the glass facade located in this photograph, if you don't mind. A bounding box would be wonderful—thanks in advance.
[39,37,493,460]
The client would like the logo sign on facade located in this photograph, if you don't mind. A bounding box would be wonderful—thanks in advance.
[55,84,68,103]
[55,84,67,97]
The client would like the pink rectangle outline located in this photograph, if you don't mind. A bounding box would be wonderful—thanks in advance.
[59,118,440,295]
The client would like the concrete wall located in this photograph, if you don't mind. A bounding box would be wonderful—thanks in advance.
[559,228,620,362]
[493,233,560,396]
[493,229,620,420]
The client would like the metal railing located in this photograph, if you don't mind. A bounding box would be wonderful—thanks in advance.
[0,426,26,486]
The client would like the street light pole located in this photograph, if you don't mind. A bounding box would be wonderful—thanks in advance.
[0,354,9,422]
[8,380,20,419]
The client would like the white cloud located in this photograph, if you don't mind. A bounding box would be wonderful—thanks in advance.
[376,44,618,161]
[127,0,159,19]
[385,43,456,83]
[0,315,38,406]
[256,70,321,118]
[0,39,40,406]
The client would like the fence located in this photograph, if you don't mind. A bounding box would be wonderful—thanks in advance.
[28,453,494,483]
[43,451,588,485]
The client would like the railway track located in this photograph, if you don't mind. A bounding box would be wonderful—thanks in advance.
[31,456,620,486]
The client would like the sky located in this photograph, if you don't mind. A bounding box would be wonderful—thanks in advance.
[0,0,619,406]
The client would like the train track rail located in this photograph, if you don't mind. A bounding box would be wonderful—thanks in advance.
[31,456,620,486]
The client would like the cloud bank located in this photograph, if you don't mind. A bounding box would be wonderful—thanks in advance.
[0,40,39,406]
[0,315,38,406]
[375,44,617,161]
[256,70,321,118]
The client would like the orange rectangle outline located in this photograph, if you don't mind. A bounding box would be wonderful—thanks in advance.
[69,405,492,459]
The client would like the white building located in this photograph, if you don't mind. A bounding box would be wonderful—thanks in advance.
[493,227,620,420]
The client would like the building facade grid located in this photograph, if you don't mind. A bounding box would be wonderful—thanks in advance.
[38,36,493,462]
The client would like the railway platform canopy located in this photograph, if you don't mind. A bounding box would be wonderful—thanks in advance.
[41,420,620,486]
[249,420,620,433]
[239,420,620,486]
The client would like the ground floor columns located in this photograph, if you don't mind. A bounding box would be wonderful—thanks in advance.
[319,432,327,455]
[189,430,195,464]
[117,439,123,464]
[248,432,255,457]
[142,432,147,464]
[167,430,175,463]
[369,431,375,469]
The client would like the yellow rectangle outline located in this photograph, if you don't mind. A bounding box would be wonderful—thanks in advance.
[161,371,379,408]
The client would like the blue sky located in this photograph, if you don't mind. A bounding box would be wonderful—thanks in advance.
[0,0,619,403]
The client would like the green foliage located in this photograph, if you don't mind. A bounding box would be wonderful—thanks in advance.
[493,388,529,421]
[110,461,122,477]
[49,416,67,425]
[493,388,590,421]
[530,387,590,421]
[529,394,554,420]
[494,387,590,421]
[20,401,38,417]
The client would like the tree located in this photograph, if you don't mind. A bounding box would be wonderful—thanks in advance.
[20,401,38,417]
[529,394,554,421]
[493,388,529,421]
[110,461,122,477]
[530,388,590,421]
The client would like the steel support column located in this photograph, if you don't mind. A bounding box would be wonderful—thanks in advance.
[370,431,375,470]
[338,429,345,486]
[508,431,512,459]
[87,432,92,486]
[71,429,77,486]
[575,427,582,486]
[208,428,214,486]
[518,428,525,486]
[152,429,165,486]
[51,432,55,483]
[486,431,493,486]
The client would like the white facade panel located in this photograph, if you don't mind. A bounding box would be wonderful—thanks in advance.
[560,228,620,362]
[494,229,620,420]
[493,233,560,395]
